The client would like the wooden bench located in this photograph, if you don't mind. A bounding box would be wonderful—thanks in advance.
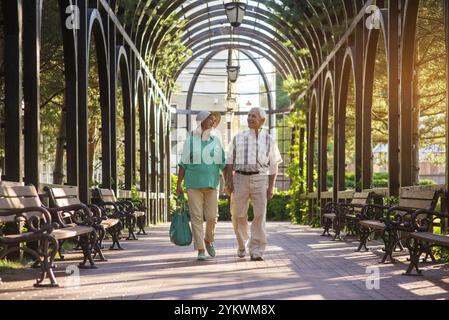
[403,208,449,275]
[0,185,97,287]
[92,188,146,241]
[322,191,378,240]
[357,188,444,263]
[45,186,122,256]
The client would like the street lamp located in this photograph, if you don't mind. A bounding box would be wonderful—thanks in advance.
[226,65,240,83]
[224,1,247,27]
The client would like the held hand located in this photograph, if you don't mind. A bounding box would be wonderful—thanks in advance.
[267,187,274,200]
[176,184,184,196]
[226,182,234,196]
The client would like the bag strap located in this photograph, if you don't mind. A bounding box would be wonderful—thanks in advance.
[178,192,187,213]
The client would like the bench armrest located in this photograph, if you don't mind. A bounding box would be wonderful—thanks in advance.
[382,206,428,230]
[46,203,94,228]
[359,204,390,220]
[116,199,135,211]
[410,209,449,232]
[88,204,105,220]
[0,206,55,234]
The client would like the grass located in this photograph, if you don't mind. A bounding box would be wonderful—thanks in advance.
[0,258,30,274]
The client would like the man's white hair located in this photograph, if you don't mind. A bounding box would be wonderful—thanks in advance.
[249,107,267,119]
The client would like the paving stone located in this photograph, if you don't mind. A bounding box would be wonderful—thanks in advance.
[0,222,448,299]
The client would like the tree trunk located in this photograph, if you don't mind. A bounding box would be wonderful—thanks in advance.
[412,42,420,184]
[53,97,66,185]
[88,120,97,186]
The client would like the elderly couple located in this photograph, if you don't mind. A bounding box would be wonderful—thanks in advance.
[176,107,282,261]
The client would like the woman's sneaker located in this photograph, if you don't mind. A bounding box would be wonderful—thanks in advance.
[205,243,216,257]
[197,252,208,261]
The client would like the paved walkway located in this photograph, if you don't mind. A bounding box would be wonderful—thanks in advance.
[1,222,448,300]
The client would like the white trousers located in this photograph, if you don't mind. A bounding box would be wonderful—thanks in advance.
[230,174,268,256]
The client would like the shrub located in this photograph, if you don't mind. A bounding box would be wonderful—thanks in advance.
[217,193,291,221]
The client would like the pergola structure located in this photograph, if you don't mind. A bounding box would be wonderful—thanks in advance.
[1,0,449,227]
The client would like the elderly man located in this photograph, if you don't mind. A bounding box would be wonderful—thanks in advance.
[225,107,282,261]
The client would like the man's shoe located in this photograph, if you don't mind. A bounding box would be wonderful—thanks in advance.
[205,243,216,257]
[250,255,264,261]
[237,248,246,258]
[197,252,208,261]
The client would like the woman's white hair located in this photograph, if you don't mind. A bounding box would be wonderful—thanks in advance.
[250,107,267,119]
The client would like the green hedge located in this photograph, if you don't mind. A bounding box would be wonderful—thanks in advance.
[327,172,436,189]
[218,193,291,221]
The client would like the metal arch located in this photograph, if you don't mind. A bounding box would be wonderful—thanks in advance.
[253,0,323,71]
[184,51,218,131]
[241,10,316,70]
[172,6,316,70]
[79,5,112,199]
[87,9,109,63]
[243,49,274,113]
[116,45,134,189]
[184,47,274,114]
[304,0,328,61]
[140,1,313,75]
[319,70,335,193]
[178,2,304,56]
[182,20,306,75]
[86,8,113,191]
[314,1,337,50]
[115,45,131,94]
[138,2,334,84]
[187,37,296,77]
[336,46,357,191]
[135,69,148,191]
[243,5,319,71]
[140,1,185,70]
[400,0,420,187]
[133,1,174,55]
[361,17,389,190]
[176,44,289,81]
[361,26,379,190]
[136,69,145,96]
[139,0,179,47]
[59,0,79,186]
[379,9,390,54]
[307,88,319,194]
[185,27,301,77]
[132,0,352,81]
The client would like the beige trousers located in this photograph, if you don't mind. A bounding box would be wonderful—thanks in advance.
[187,188,219,251]
[230,174,268,256]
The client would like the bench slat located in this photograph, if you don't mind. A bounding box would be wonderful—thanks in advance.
[353,192,372,199]
[351,198,368,205]
[0,196,41,209]
[398,199,435,210]
[400,189,439,200]
[51,187,79,198]
[410,232,449,247]
[0,185,39,197]
[54,197,81,207]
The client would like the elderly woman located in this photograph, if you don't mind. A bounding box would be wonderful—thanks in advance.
[177,111,225,261]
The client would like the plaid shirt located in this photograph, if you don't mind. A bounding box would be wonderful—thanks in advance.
[227,128,282,175]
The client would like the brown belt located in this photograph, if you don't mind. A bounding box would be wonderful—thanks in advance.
[236,171,259,176]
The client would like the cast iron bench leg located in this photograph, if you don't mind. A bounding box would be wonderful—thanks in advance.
[404,238,424,276]
[34,236,59,287]
[321,217,332,236]
[356,226,370,251]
